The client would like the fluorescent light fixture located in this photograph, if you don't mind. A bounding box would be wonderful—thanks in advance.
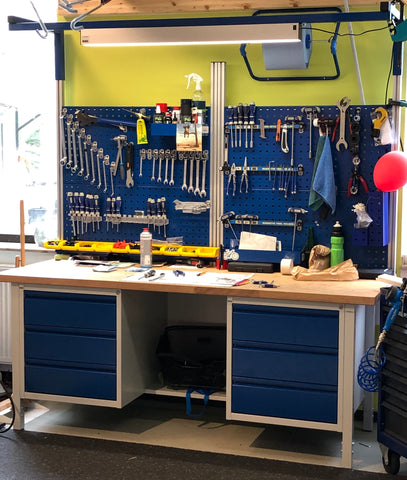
[80,23,301,47]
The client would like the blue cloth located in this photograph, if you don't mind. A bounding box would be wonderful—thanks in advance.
[309,135,336,214]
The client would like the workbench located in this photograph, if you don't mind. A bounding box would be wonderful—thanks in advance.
[0,259,384,468]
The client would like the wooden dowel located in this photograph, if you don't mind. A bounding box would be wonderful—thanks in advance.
[20,200,26,267]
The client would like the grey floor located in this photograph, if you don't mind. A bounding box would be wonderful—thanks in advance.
[5,393,406,478]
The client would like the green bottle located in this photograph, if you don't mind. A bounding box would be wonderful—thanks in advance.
[330,221,344,267]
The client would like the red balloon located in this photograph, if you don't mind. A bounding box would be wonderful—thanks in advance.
[373,151,407,192]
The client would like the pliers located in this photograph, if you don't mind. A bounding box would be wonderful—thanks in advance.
[347,166,369,196]
[240,157,249,194]
[227,163,236,197]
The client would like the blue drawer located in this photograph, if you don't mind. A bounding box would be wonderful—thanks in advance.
[232,347,338,386]
[25,364,116,400]
[232,383,337,423]
[232,304,338,349]
[24,290,116,333]
[25,331,116,367]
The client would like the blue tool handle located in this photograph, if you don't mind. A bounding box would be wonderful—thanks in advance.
[78,192,85,213]
[157,198,163,216]
[232,106,238,124]
[227,106,233,124]
[94,194,99,213]
[237,103,243,124]
[106,197,112,215]
[249,102,256,124]
[243,103,249,124]
[147,198,153,216]
[115,195,122,215]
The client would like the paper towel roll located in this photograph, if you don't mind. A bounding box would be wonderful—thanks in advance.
[280,258,294,275]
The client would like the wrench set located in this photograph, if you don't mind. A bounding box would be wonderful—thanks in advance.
[61,104,389,268]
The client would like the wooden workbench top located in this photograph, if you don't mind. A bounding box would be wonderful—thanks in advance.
[0,259,386,306]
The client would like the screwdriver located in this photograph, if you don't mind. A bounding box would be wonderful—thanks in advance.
[232,106,238,147]
[94,194,100,231]
[243,103,249,148]
[138,269,156,280]
[106,197,112,232]
[115,195,122,232]
[249,102,256,148]
[237,103,243,147]
[67,192,76,237]
[227,106,234,148]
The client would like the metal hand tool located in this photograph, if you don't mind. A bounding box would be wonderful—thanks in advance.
[84,134,91,180]
[66,114,73,168]
[109,161,115,196]
[151,149,158,181]
[347,157,369,196]
[78,192,85,234]
[288,207,307,251]
[181,152,188,190]
[106,197,112,231]
[188,152,194,193]
[249,102,256,148]
[227,163,236,197]
[73,192,80,235]
[90,141,98,184]
[336,96,350,151]
[59,108,67,166]
[169,150,176,186]
[112,135,127,177]
[67,192,76,237]
[103,155,109,193]
[237,103,243,147]
[240,157,248,194]
[173,269,185,277]
[157,149,164,183]
[301,106,320,159]
[243,103,249,149]
[227,105,234,148]
[232,105,238,147]
[71,121,79,173]
[115,195,122,232]
[125,142,135,188]
[200,150,208,197]
[163,149,171,184]
[94,194,100,230]
[194,152,201,195]
[281,125,289,153]
[220,211,239,242]
[84,194,90,232]
[138,269,156,280]
[139,148,146,177]
[96,148,103,189]
[77,128,85,176]
[149,272,165,282]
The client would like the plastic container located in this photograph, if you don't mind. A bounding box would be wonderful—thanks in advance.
[330,221,344,267]
[140,228,152,268]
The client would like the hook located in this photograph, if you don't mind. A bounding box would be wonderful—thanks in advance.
[70,0,112,31]
[31,1,48,39]
[59,0,92,14]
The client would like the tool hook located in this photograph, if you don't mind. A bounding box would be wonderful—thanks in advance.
[70,0,112,31]
[31,1,49,39]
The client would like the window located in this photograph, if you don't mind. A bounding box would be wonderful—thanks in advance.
[0,1,57,245]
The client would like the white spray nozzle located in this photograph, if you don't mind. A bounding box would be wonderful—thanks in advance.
[185,73,203,90]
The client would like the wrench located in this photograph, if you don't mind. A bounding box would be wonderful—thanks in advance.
[336,96,350,151]
[194,152,201,195]
[163,149,171,184]
[125,142,135,188]
[103,154,109,193]
[169,150,176,186]
[59,108,67,166]
[181,152,188,190]
[109,161,115,197]
[97,148,103,189]
[71,121,79,173]
[90,141,98,185]
[151,149,158,181]
[77,128,85,176]
[157,149,164,183]
[200,150,208,197]
[188,152,194,193]
[139,148,146,177]
[66,114,73,168]
[84,134,91,181]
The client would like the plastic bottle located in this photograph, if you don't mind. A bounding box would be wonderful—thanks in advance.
[185,73,206,123]
[140,228,152,268]
[330,221,344,267]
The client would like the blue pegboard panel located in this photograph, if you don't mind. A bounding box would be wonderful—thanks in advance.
[61,106,210,246]
[222,104,390,269]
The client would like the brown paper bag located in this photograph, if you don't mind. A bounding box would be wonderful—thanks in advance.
[291,258,359,281]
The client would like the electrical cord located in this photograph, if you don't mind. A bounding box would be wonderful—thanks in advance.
[304,24,390,40]
[0,375,15,433]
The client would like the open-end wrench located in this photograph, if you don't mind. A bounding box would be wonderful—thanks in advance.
[90,141,98,185]
[188,152,194,193]
[169,150,176,186]
[77,128,85,176]
[180,152,187,190]
[66,114,73,168]
[163,149,171,184]
[71,121,79,173]
[125,142,135,188]
[103,154,109,193]
[59,108,67,166]
[84,134,91,181]
[97,148,103,189]
[151,149,158,181]
[139,148,146,177]
[200,150,208,197]
[112,135,127,176]
[194,152,201,195]
[157,149,164,183]
[336,96,350,151]
[109,161,115,197]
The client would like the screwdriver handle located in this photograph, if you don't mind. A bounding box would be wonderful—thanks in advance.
[237,103,243,124]
[243,103,249,124]
[249,102,256,124]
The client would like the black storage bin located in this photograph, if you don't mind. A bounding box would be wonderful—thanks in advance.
[156,325,226,389]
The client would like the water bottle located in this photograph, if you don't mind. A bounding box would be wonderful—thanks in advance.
[330,221,344,267]
[140,228,152,268]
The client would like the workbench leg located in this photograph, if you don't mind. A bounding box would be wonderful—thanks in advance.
[11,285,25,430]
[362,304,378,432]
[341,306,357,469]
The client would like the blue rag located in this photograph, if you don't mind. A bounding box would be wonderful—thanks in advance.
[309,135,336,214]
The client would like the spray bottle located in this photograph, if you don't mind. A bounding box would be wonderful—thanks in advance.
[185,73,206,123]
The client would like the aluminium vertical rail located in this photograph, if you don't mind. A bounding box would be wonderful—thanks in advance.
[209,62,226,247]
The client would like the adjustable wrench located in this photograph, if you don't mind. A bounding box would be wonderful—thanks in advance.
[336,96,350,151]
[97,148,103,189]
